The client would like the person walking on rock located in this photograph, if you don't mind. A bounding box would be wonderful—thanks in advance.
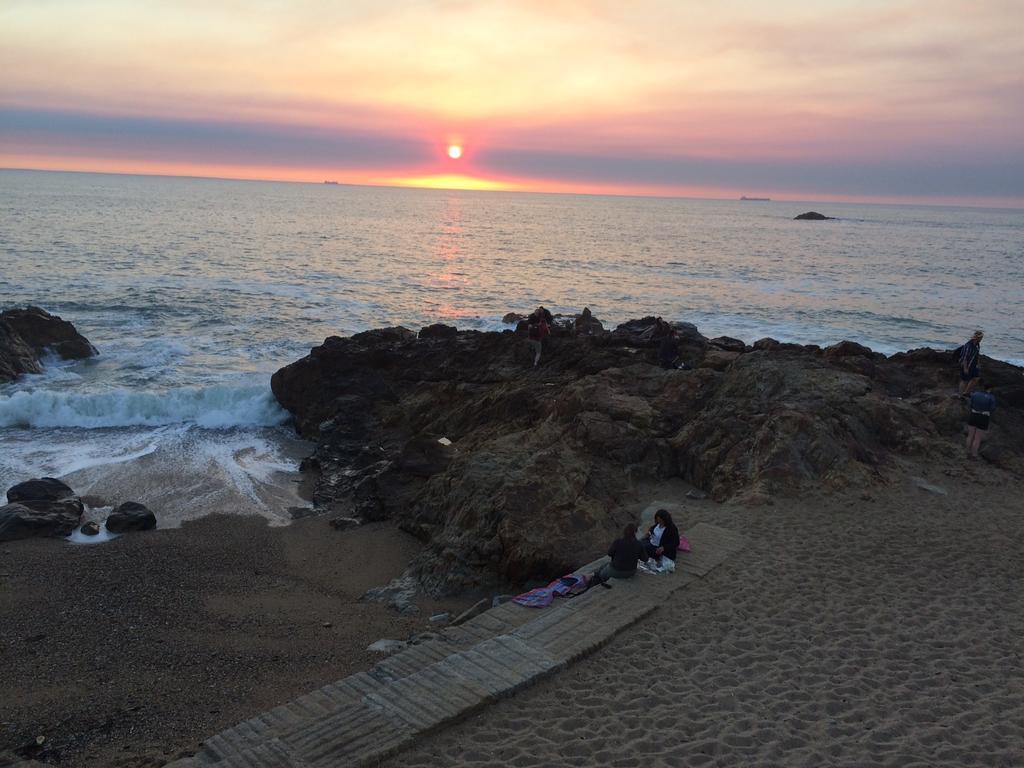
[966,381,996,459]
[957,330,983,398]
[526,306,552,367]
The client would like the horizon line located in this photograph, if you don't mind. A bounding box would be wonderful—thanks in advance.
[3,165,1023,212]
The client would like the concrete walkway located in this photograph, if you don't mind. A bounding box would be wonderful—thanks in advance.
[166,505,744,768]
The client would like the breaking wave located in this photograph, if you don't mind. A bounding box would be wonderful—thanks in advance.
[0,385,289,429]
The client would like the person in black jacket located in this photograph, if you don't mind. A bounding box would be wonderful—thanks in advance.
[643,509,680,565]
[591,523,647,584]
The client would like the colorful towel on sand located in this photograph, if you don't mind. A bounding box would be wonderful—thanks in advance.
[512,574,589,608]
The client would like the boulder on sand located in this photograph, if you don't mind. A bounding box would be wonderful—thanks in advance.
[0,499,84,542]
[105,502,157,533]
[7,477,76,504]
[1,477,85,542]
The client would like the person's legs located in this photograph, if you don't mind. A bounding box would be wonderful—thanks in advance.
[970,427,985,458]
[966,425,977,455]
[529,339,541,366]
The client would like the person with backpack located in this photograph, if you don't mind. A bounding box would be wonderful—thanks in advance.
[526,306,552,367]
[957,330,984,398]
[966,380,996,459]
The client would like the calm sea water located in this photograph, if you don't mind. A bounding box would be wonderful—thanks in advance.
[2,169,1022,524]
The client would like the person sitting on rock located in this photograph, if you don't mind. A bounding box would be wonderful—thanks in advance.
[526,306,552,367]
[591,523,647,585]
[966,380,996,459]
[643,508,681,567]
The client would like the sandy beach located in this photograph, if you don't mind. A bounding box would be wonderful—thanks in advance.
[0,515,471,767]
[381,452,1023,767]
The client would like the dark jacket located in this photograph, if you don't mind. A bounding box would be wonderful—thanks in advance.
[648,522,681,560]
[608,537,645,573]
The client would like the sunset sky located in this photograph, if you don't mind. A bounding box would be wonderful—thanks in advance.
[2,0,1022,205]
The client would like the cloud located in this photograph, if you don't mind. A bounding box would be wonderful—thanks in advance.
[2,0,1023,202]
[0,106,431,171]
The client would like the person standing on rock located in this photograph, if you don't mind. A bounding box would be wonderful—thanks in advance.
[966,381,996,459]
[957,330,983,398]
[656,321,679,369]
[526,306,552,367]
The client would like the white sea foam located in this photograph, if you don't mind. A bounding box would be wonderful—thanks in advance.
[66,518,120,545]
[0,385,289,429]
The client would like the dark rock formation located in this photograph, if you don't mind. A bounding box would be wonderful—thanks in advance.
[2,477,85,541]
[418,323,458,340]
[7,477,76,504]
[271,318,1024,594]
[710,336,747,353]
[0,498,84,542]
[105,502,157,533]
[81,521,101,536]
[794,211,834,220]
[0,306,97,383]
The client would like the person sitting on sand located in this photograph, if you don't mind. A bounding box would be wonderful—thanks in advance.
[591,523,647,584]
[643,508,681,567]
[526,306,552,367]
[966,380,996,459]
[957,330,983,398]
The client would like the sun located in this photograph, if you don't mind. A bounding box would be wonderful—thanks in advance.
[447,144,463,160]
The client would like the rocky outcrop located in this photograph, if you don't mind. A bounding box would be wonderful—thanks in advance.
[105,502,157,533]
[0,307,97,383]
[1,478,84,542]
[794,211,834,220]
[271,318,1024,594]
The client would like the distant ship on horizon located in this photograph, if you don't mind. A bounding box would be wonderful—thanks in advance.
[324,180,339,185]
[740,195,770,201]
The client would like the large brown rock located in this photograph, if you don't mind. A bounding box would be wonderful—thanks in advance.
[7,477,76,504]
[0,498,84,542]
[105,502,157,533]
[271,318,1024,593]
[0,307,97,383]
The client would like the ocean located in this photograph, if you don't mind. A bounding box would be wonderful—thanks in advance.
[2,169,1022,526]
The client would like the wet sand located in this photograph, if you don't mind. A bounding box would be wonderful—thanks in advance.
[383,454,1024,767]
[0,515,470,767]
